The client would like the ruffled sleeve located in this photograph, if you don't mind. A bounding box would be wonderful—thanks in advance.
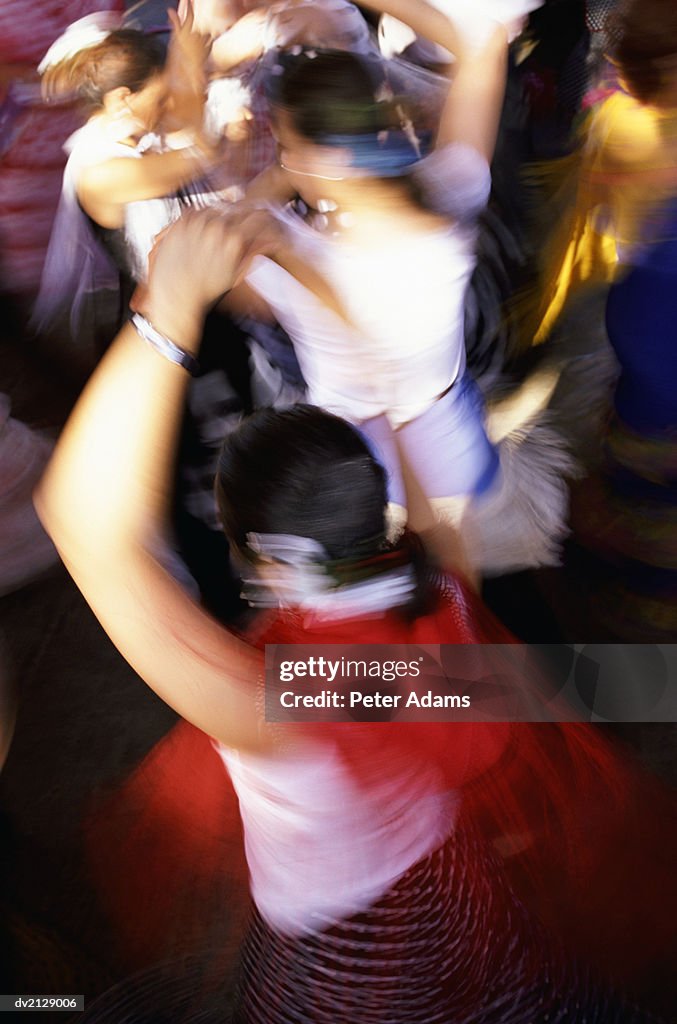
[413,141,491,221]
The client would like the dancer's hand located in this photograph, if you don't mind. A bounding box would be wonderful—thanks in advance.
[230,206,290,268]
[136,206,288,339]
[165,4,210,132]
[143,205,352,333]
[135,211,248,349]
[168,4,211,75]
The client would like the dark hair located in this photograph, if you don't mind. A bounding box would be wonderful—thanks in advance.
[266,49,401,140]
[612,0,677,103]
[266,48,431,205]
[42,29,165,107]
[215,405,387,560]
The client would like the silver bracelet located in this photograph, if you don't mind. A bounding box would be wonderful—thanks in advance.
[131,312,200,376]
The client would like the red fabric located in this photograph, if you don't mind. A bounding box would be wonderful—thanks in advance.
[86,575,512,970]
[251,575,517,789]
[87,721,249,970]
[84,576,677,1008]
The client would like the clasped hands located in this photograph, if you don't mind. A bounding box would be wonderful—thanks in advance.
[133,206,287,351]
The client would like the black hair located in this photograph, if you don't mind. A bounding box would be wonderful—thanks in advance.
[265,48,401,140]
[612,0,677,103]
[216,406,434,618]
[215,405,387,560]
[42,29,165,107]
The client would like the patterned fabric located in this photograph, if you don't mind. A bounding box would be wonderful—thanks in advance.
[232,818,649,1024]
[585,0,618,35]
[571,416,677,641]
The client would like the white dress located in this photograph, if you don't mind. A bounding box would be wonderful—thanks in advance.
[248,145,489,415]
[219,734,456,936]
[246,143,574,573]
[32,119,179,346]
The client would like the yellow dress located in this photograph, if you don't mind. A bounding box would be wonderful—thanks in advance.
[515,90,677,347]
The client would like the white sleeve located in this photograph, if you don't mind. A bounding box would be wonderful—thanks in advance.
[414,142,491,221]
[379,0,542,63]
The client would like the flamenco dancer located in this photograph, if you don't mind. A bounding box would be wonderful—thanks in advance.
[34,209,674,1022]
[193,0,383,400]
[236,0,571,577]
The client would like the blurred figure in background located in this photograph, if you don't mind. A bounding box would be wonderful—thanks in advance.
[0,4,109,771]
[0,0,123,320]
[32,10,218,367]
[563,0,677,640]
[29,11,251,615]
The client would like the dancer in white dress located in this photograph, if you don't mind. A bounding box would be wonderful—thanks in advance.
[33,11,218,352]
[239,0,569,575]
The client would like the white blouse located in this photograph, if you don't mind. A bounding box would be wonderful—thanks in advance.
[218,734,457,935]
[246,143,491,427]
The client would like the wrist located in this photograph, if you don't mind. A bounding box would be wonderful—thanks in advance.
[139,297,206,356]
[131,312,201,375]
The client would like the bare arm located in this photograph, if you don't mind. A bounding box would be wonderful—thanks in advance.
[164,5,211,133]
[78,145,216,228]
[394,435,479,592]
[35,213,276,753]
[434,25,508,160]
[358,0,468,56]
[210,9,267,73]
[359,0,509,161]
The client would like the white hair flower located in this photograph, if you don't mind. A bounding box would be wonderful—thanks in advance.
[38,12,123,74]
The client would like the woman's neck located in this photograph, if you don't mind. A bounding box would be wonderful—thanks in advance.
[305,179,443,242]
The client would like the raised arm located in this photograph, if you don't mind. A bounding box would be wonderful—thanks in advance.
[394,436,479,592]
[210,9,267,74]
[360,0,509,162]
[34,212,274,753]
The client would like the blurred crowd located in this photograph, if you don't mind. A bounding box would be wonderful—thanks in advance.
[1,0,677,1021]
